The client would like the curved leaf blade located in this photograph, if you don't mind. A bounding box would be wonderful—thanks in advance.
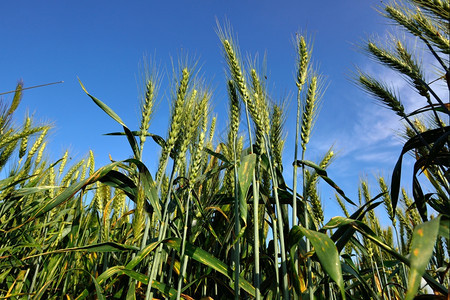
[291,225,346,299]
[164,237,255,297]
[405,216,441,300]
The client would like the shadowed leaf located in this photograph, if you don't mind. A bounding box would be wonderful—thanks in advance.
[238,153,256,225]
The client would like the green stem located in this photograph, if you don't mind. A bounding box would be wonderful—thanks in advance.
[146,166,177,300]
[233,136,240,300]
[272,216,281,299]
[301,149,313,300]
[264,135,289,300]
[176,191,192,300]
[293,88,301,227]
[253,168,261,300]
[394,226,408,289]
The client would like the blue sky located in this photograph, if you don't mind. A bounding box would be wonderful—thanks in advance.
[1,0,426,221]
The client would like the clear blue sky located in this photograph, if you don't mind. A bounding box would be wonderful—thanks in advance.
[1,0,420,221]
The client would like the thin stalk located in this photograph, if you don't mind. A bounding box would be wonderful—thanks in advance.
[370,227,392,300]
[233,135,240,300]
[28,212,52,299]
[292,87,301,228]
[146,166,177,300]
[292,83,302,297]
[376,248,392,300]
[394,226,408,290]
[301,149,313,300]
[176,190,192,300]
[372,258,384,297]
[253,165,260,299]
[272,215,281,299]
[167,250,177,286]
[237,79,255,298]
[264,135,289,300]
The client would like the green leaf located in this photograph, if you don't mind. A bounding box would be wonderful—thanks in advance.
[79,79,142,158]
[291,226,346,299]
[23,242,139,260]
[238,153,256,225]
[164,237,255,297]
[11,185,58,197]
[204,146,231,164]
[390,126,450,219]
[412,151,450,221]
[438,215,449,238]
[125,240,161,270]
[99,170,137,200]
[126,281,136,300]
[325,195,383,252]
[123,125,140,159]
[294,159,356,205]
[347,218,447,295]
[341,259,377,299]
[405,216,441,300]
[78,78,126,127]
[104,131,167,148]
[7,161,124,231]
[127,158,162,220]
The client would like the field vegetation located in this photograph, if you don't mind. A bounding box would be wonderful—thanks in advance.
[0,0,448,299]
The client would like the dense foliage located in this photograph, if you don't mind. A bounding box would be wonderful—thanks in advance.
[1,0,448,299]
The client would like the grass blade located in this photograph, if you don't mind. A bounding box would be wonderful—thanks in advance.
[405,216,441,300]
[291,226,346,299]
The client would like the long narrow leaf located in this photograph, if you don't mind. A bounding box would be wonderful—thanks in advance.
[78,79,126,127]
[164,237,255,297]
[238,153,256,225]
[405,216,441,300]
[294,160,356,205]
[291,226,346,299]
[390,126,450,218]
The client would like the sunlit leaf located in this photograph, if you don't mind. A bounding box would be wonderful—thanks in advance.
[290,226,346,299]
[405,216,441,300]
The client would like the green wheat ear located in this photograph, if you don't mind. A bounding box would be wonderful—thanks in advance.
[61,159,84,188]
[133,185,145,241]
[6,80,23,118]
[378,176,396,226]
[357,71,405,117]
[207,116,216,149]
[189,95,209,182]
[139,76,156,152]
[22,127,49,174]
[270,103,286,170]
[88,149,95,176]
[19,116,31,159]
[227,80,240,145]
[301,76,319,150]
[112,188,126,220]
[156,67,190,184]
[59,150,69,176]
[335,194,350,218]
[296,34,310,89]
